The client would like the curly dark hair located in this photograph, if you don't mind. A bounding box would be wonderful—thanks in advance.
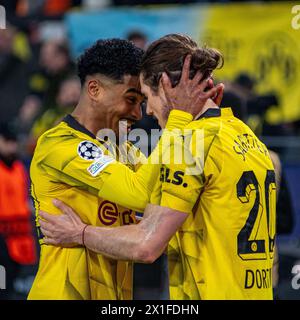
[77,39,144,85]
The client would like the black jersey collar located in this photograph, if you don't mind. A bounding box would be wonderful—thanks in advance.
[196,108,221,120]
[62,114,96,139]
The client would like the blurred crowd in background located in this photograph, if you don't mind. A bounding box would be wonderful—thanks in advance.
[0,0,299,300]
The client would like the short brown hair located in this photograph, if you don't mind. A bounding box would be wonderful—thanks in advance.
[141,34,223,91]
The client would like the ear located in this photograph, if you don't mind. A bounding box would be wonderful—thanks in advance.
[87,79,102,101]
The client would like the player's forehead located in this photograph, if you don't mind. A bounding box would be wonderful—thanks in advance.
[122,74,140,90]
[121,74,142,96]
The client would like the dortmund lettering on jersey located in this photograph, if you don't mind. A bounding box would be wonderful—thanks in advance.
[152,108,276,300]
[28,114,146,300]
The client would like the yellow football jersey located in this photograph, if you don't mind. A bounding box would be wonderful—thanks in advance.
[28,110,192,300]
[153,108,276,300]
[29,115,149,300]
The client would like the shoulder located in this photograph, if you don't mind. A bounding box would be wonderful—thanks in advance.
[185,118,221,157]
[34,122,76,161]
[186,116,222,140]
[37,121,74,145]
[34,122,108,164]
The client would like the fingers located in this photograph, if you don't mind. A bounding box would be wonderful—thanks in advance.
[190,72,210,92]
[39,219,64,245]
[180,54,192,82]
[161,72,172,92]
[192,70,203,86]
[39,219,57,243]
[40,226,53,238]
[204,83,223,101]
[53,198,77,219]
[39,219,55,234]
[213,83,225,106]
[53,198,69,213]
[198,78,210,92]
[39,211,57,223]
[206,78,214,90]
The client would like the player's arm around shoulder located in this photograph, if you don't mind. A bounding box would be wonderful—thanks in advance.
[86,203,188,263]
[39,200,188,263]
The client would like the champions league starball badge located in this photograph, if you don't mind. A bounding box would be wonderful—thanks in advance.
[77,141,103,161]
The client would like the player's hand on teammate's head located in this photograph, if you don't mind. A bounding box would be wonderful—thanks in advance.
[39,199,87,247]
[206,77,224,107]
[160,54,224,118]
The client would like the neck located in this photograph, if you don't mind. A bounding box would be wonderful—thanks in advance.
[71,98,108,136]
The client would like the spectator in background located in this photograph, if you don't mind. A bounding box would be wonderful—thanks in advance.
[233,75,282,124]
[13,95,42,167]
[15,95,42,141]
[231,73,294,156]
[294,120,300,136]
[42,0,76,16]
[218,83,247,121]
[27,76,81,154]
[14,49,77,160]
[0,24,32,122]
[28,39,75,111]
[11,0,82,17]
[127,30,148,50]
[0,123,37,299]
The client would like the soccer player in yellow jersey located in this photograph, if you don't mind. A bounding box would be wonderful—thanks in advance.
[29,37,222,299]
[40,34,276,300]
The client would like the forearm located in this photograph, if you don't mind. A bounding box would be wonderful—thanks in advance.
[40,203,187,263]
[78,204,174,263]
[82,224,151,262]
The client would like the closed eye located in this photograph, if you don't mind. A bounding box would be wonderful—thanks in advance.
[126,97,138,104]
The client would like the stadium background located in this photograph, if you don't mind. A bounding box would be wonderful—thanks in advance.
[0,0,299,300]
